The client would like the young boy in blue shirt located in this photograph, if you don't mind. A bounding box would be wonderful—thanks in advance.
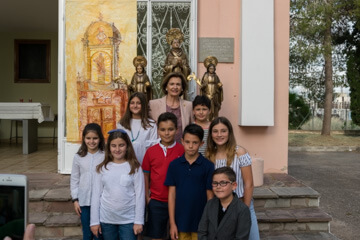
[165,124,214,240]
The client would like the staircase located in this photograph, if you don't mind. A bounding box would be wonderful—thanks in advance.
[27,173,338,239]
[255,173,338,239]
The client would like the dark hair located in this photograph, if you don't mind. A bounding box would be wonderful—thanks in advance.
[206,117,236,165]
[213,167,236,182]
[161,72,187,97]
[119,92,154,130]
[207,63,216,72]
[96,130,140,174]
[182,123,204,142]
[192,95,211,110]
[77,123,105,157]
[157,112,178,129]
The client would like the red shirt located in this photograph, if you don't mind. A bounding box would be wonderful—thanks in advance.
[142,142,184,202]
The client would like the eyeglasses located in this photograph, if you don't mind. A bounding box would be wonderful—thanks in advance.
[108,129,127,134]
[211,181,233,187]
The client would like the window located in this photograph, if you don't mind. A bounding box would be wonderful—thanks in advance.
[14,39,51,83]
[137,1,196,99]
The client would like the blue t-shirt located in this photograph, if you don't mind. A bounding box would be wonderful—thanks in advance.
[164,153,214,232]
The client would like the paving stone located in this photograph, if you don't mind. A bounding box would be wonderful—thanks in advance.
[29,212,48,225]
[291,198,307,207]
[34,226,64,238]
[258,223,271,231]
[46,201,75,213]
[256,211,271,222]
[270,187,320,198]
[254,199,266,208]
[306,222,330,231]
[265,209,296,222]
[29,201,46,212]
[270,223,285,231]
[264,199,291,208]
[253,188,278,199]
[63,226,82,237]
[290,208,332,222]
[44,187,71,201]
[308,198,319,207]
[293,232,339,240]
[284,222,307,231]
[29,189,49,201]
[45,213,81,227]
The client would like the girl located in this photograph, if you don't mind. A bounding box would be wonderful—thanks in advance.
[117,92,157,164]
[70,123,105,240]
[205,117,260,240]
[90,129,145,240]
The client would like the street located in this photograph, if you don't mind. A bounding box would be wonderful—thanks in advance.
[288,151,360,240]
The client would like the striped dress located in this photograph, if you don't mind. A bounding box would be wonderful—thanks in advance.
[214,146,252,198]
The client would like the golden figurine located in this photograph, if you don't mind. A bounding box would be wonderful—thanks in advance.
[163,28,191,78]
[201,56,223,120]
[128,56,152,101]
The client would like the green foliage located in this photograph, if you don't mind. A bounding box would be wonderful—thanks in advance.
[347,54,360,125]
[289,92,310,129]
[290,0,349,102]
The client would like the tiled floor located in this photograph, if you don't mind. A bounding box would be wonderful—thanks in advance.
[0,142,58,173]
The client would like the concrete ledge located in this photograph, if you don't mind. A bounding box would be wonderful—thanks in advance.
[289,146,359,152]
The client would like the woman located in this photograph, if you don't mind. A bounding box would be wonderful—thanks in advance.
[148,72,193,143]
[205,117,260,240]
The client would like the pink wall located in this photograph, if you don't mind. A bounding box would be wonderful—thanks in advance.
[198,0,290,173]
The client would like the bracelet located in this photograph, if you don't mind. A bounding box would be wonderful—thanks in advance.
[72,198,78,203]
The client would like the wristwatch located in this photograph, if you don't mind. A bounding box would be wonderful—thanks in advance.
[72,198,78,203]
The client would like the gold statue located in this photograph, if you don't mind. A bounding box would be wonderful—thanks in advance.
[128,56,152,101]
[163,28,191,78]
[201,56,223,120]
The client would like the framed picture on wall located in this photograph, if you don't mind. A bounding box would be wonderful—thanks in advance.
[14,39,51,83]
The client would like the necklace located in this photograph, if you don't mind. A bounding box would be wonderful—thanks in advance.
[131,129,140,142]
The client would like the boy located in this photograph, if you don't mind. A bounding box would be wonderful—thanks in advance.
[165,124,214,240]
[192,95,211,155]
[198,167,251,240]
[142,112,184,240]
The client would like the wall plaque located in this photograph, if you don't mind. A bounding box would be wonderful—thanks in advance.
[198,38,234,63]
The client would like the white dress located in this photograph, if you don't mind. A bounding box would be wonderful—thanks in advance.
[117,118,158,164]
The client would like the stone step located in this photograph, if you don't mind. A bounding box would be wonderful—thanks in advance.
[260,231,340,240]
[254,187,320,208]
[257,207,332,233]
[29,212,81,239]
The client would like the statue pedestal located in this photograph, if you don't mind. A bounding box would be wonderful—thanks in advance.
[252,158,264,187]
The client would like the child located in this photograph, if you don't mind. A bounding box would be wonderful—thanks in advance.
[206,117,260,240]
[90,129,145,240]
[70,123,105,240]
[142,112,184,240]
[198,167,251,240]
[117,92,158,164]
[165,124,214,240]
[193,95,211,155]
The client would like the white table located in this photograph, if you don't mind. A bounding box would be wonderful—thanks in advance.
[0,103,48,154]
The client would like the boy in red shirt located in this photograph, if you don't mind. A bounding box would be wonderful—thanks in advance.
[142,112,184,240]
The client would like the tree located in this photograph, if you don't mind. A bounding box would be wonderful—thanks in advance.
[290,0,351,135]
[289,92,311,129]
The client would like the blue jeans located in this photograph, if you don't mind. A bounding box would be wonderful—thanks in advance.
[249,200,260,240]
[80,206,101,240]
[100,222,136,240]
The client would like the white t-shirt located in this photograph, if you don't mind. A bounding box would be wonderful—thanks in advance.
[90,161,145,226]
[117,118,158,164]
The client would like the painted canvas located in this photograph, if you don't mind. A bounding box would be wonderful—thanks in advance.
[65,0,136,142]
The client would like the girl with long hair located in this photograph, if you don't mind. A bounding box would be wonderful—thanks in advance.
[90,129,145,240]
[206,117,260,240]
